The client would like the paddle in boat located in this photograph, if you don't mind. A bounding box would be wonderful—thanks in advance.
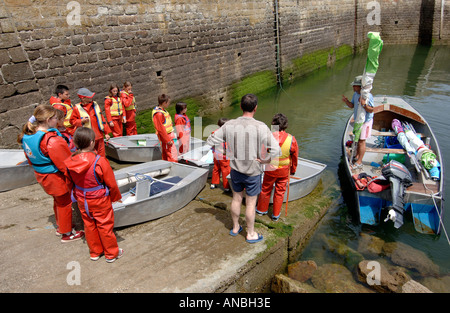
[342,96,444,235]
[0,149,36,192]
[112,160,208,228]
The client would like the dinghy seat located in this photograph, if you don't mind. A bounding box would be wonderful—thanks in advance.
[149,176,182,196]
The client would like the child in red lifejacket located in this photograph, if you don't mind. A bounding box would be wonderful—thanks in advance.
[64,127,123,262]
[120,81,137,136]
[18,104,84,243]
[70,88,111,157]
[210,118,231,191]
[256,113,298,221]
[50,85,76,135]
[105,84,126,137]
[152,94,178,162]
[174,102,191,154]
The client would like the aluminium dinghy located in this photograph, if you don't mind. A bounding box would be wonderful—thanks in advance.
[112,160,208,228]
[105,134,205,163]
[0,149,36,192]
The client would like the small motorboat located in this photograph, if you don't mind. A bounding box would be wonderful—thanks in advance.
[0,149,36,192]
[112,160,208,228]
[342,96,444,235]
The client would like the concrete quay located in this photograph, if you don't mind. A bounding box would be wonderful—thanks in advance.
[0,174,335,293]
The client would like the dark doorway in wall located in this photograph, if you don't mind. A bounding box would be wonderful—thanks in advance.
[418,0,435,45]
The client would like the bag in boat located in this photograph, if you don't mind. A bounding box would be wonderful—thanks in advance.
[352,172,390,193]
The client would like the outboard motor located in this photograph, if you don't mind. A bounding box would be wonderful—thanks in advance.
[381,160,413,228]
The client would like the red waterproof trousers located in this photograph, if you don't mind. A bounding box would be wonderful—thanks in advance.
[78,197,119,259]
[211,158,231,189]
[256,168,290,219]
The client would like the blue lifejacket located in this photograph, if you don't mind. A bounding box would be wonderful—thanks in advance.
[22,128,63,174]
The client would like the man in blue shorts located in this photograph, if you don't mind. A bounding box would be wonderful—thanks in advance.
[207,94,281,243]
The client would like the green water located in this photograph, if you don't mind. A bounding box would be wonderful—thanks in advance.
[203,45,450,289]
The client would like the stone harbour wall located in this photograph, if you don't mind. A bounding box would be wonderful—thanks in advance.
[0,0,448,147]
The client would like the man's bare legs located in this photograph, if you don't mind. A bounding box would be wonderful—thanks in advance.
[230,191,260,241]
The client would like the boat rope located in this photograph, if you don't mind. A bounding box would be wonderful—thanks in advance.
[423,183,450,246]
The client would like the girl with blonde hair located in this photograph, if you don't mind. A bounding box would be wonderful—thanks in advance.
[18,104,84,242]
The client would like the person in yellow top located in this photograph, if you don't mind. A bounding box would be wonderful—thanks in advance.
[120,81,137,136]
[105,84,126,137]
[152,94,178,162]
[50,85,76,135]
[256,113,298,221]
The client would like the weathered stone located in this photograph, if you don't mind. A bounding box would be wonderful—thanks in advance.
[420,275,450,293]
[1,62,34,83]
[357,260,410,293]
[287,260,317,283]
[401,280,433,293]
[383,242,440,276]
[8,47,28,63]
[357,233,385,257]
[311,264,373,293]
[271,274,320,293]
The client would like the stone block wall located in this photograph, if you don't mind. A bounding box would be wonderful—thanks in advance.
[0,0,448,148]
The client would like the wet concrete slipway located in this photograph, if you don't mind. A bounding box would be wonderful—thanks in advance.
[0,171,335,293]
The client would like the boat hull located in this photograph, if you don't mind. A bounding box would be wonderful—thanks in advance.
[112,160,208,228]
[106,134,205,163]
[0,149,36,192]
[342,96,444,234]
[178,144,214,177]
[226,157,327,203]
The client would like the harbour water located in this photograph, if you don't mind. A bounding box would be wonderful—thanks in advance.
[203,44,450,291]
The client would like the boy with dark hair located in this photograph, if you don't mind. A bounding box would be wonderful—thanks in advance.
[152,94,178,162]
[50,85,76,135]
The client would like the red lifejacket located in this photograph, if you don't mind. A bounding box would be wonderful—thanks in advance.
[68,155,109,218]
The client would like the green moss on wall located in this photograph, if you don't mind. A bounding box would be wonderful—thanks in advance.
[136,97,203,134]
[286,44,353,81]
[230,70,277,106]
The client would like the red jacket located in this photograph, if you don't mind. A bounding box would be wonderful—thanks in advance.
[25,132,72,197]
[64,152,121,204]
[70,102,111,140]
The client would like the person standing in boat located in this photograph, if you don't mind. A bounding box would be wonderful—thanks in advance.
[174,102,191,155]
[256,113,298,221]
[64,127,123,263]
[70,88,111,157]
[152,94,178,162]
[105,84,126,138]
[207,94,281,243]
[18,104,84,243]
[120,81,137,136]
[341,75,374,169]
